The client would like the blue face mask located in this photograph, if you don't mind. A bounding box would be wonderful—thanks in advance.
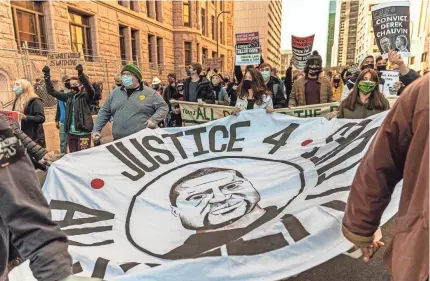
[13,86,23,96]
[261,71,271,81]
[122,75,133,87]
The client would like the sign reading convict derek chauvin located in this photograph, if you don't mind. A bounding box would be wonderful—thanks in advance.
[47,52,83,68]
[371,1,410,59]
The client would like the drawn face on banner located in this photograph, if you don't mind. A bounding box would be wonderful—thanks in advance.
[380,37,391,54]
[170,169,260,231]
[395,36,408,52]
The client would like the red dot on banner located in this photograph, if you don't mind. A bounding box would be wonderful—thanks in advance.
[91,178,105,189]
[301,139,313,146]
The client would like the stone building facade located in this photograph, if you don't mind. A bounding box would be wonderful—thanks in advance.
[0,0,235,106]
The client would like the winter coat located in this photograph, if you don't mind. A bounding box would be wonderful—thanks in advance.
[183,76,215,104]
[162,84,180,104]
[213,85,229,105]
[0,118,72,281]
[13,97,45,147]
[337,95,390,119]
[235,94,273,111]
[342,75,429,281]
[267,75,287,108]
[289,76,334,106]
[45,73,94,134]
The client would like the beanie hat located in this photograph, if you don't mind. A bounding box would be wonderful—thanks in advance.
[359,54,374,68]
[306,51,322,67]
[168,73,176,80]
[122,64,142,81]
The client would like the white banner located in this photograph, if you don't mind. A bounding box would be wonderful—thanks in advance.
[11,111,401,281]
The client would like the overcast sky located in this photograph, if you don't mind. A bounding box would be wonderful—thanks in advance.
[281,0,330,66]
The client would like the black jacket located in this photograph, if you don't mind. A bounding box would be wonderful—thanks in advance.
[183,76,215,104]
[13,97,45,147]
[226,82,238,106]
[267,75,287,109]
[162,84,180,104]
[0,118,72,281]
[45,73,94,133]
[284,66,293,104]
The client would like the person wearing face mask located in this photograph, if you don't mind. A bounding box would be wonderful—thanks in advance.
[259,62,287,108]
[387,50,420,91]
[183,62,215,104]
[43,64,94,153]
[211,74,229,105]
[289,51,334,107]
[331,73,344,101]
[162,73,178,104]
[168,82,184,128]
[152,77,163,95]
[93,64,168,141]
[226,76,239,106]
[335,69,390,119]
[233,68,273,113]
[375,56,388,72]
[11,79,45,148]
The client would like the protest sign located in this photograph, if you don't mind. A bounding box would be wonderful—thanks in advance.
[235,32,261,65]
[381,70,400,96]
[47,52,83,68]
[203,58,223,70]
[11,111,401,281]
[292,35,315,70]
[0,110,21,128]
[371,2,410,58]
[171,100,234,126]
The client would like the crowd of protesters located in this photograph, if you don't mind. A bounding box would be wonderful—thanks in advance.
[0,46,427,281]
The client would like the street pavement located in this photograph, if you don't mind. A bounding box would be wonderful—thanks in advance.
[284,218,396,281]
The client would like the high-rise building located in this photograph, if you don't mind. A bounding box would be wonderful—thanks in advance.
[0,0,235,107]
[355,0,381,60]
[234,0,282,69]
[326,0,337,67]
[331,0,359,67]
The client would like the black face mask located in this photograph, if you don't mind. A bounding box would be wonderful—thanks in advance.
[308,67,322,76]
[224,78,229,83]
[361,63,375,70]
[71,86,80,93]
[333,79,341,83]
[64,82,71,89]
[116,83,122,87]
[242,80,252,90]
[377,65,387,71]
[153,85,160,90]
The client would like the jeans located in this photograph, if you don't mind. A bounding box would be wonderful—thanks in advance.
[59,123,67,154]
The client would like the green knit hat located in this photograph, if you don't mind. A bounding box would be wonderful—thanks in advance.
[122,64,142,81]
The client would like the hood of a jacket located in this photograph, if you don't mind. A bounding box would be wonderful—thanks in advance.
[268,75,282,86]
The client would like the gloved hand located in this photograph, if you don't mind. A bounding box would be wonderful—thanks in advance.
[76,64,84,75]
[60,276,102,281]
[42,65,50,76]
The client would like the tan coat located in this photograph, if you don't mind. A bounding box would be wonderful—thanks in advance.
[342,75,429,281]
[289,76,334,106]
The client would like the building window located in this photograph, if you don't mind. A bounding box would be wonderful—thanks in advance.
[130,1,138,12]
[131,29,138,64]
[202,48,208,63]
[68,11,92,57]
[410,56,415,65]
[201,8,206,36]
[421,53,427,62]
[212,51,217,58]
[155,1,162,22]
[212,0,215,5]
[183,0,191,27]
[148,34,154,65]
[10,1,47,54]
[119,26,127,64]
[157,37,163,68]
[184,42,192,66]
[118,1,127,7]
[220,0,224,11]
[146,1,151,17]
[211,15,215,40]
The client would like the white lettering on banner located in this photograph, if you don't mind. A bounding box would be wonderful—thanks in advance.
[13,111,401,281]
